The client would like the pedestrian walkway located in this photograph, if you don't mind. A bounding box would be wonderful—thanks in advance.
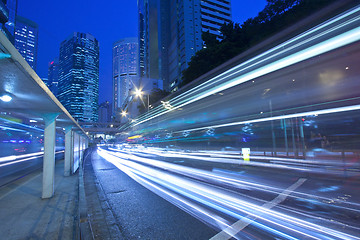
[0,160,79,240]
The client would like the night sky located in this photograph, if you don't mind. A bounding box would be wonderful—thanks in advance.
[17,0,267,103]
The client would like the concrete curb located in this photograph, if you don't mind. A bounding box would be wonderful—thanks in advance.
[79,148,94,240]
[81,147,124,240]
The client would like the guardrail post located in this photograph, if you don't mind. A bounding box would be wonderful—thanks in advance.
[64,126,73,177]
[42,113,59,199]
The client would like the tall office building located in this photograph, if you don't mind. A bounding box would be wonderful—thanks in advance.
[14,15,38,70]
[58,32,99,122]
[200,0,232,39]
[112,38,139,115]
[42,77,49,86]
[48,58,59,96]
[0,0,17,43]
[138,0,232,91]
[98,101,112,123]
[138,0,166,91]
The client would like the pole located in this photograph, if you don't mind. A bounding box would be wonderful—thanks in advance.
[147,94,150,111]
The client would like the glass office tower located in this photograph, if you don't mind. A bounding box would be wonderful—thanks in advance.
[112,38,139,115]
[58,32,99,122]
[14,15,38,70]
[47,58,59,97]
[0,0,17,43]
[138,0,232,92]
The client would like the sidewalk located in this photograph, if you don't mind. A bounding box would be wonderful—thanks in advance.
[0,160,79,240]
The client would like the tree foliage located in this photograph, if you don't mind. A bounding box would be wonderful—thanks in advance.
[181,0,336,87]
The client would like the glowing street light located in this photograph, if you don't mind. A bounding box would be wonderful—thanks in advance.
[121,111,127,117]
[135,88,143,98]
[134,88,150,111]
[0,93,12,102]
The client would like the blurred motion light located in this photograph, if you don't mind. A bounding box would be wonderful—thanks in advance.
[128,135,142,140]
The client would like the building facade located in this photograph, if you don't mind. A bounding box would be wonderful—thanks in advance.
[14,15,38,70]
[112,38,139,116]
[47,58,59,96]
[138,0,165,91]
[201,0,232,39]
[138,0,232,92]
[98,101,112,123]
[58,32,99,122]
[0,0,17,43]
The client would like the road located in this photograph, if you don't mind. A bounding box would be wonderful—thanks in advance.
[84,147,218,240]
[85,146,360,239]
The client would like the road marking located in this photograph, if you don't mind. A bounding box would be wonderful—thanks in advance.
[210,178,307,240]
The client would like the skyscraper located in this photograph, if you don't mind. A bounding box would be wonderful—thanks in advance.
[0,0,17,43]
[14,15,38,70]
[58,32,99,122]
[98,101,112,123]
[112,38,139,116]
[200,0,232,39]
[48,58,59,96]
[138,0,166,90]
[138,0,232,92]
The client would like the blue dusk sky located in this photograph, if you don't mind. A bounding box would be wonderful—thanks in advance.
[17,0,267,103]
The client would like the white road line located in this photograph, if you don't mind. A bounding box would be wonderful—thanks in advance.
[210,178,307,240]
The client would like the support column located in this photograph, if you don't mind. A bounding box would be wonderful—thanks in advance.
[70,130,74,173]
[64,126,73,177]
[71,132,77,174]
[79,135,83,164]
[42,113,59,199]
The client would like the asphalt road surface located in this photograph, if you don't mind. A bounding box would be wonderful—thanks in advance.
[84,146,360,240]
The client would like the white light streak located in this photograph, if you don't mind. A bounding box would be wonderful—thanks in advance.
[98,148,360,239]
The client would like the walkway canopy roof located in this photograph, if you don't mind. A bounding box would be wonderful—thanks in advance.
[0,31,87,135]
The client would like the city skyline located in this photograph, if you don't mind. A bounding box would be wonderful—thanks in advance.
[16,0,267,103]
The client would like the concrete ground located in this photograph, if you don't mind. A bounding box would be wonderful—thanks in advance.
[0,160,79,240]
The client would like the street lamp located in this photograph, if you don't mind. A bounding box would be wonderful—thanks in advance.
[121,110,127,117]
[0,93,13,102]
[134,88,150,111]
[135,88,143,98]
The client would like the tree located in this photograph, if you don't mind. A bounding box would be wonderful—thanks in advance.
[181,0,337,87]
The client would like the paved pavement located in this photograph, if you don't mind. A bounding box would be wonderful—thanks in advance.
[0,160,79,240]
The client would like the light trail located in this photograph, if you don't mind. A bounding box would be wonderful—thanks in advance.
[171,104,360,134]
[0,150,65,167]
[110,146,359,176]
[111,6,360,238]
[123,6,360,129]
[107,147,360,211]
[0,152,44,163]
[98,148,360,239]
